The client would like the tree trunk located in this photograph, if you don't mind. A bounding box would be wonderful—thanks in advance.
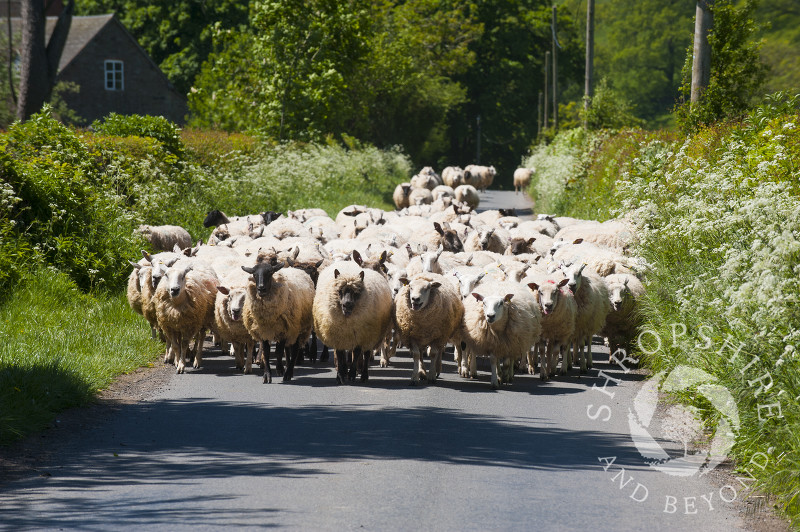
[17,0,74,121]
[584,0,594,128]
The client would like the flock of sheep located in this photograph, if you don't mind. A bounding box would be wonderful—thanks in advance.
[128,165,645,388]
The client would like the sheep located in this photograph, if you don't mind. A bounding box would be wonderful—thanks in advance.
[554,219,636,253]
[136,224,192,252]
[312,261,393,383]
[408,187,433,206]
[526,277,577,380]
[214,268,257,372]
[394,272,464,385]
[513,168,533,194]
[551,238,635,277]
[460,280,541,388]
[561,263,610,373]
[393,182,413,209]
[464,226,510,254]
[601,273,645,363]
[240,260,315,383]
[464,164,496,191]
[432,185,456,202]
[411,172,438,191]
[454,184,479,209]
[154,258,219,374]
[287,208,328,222]
[442,166,465,188]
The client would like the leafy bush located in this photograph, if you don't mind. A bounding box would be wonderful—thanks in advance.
[91,113,185,157]
[582,78,643,130]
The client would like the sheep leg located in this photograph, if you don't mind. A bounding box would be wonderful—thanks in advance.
[335,350,348,384]
[309,331,318,363]
[427,347,439,383]
[587,337,594,370]
[176,335,189,374]
[193,329,205,369]
[275,340,286,377]
[360,349,370,383]
[232,342,244,370]
[489,354,499,390]
[578,339,588,374]
[468,350,477,379]
[283,341,300,382]
[410,345,423,386]
[320,343,330,362]
[261,340,272,384]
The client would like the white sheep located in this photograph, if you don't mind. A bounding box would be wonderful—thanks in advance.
[431,185,456,202]
[241,260,315,383]
[411,172,438,191]
[601,273,645,363]
[513,168,533,194]
[460,280,541,388]
[136,224,192,252]
[154,258,219,374]
[394,272,464,384]
[554,219,636,253]
[561,263,610,373]
[393,182,413,209]
[408,187,434,206]
[453,184,479,209]
[441,166,465,188]
[312,261,393,383]
[526,277,577,380]
[464,226,510,254]
[464,164,496,191]
[214,268,256,372]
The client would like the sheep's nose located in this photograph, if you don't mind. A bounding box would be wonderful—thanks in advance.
[170,287,180,297]
[544,303,553,312]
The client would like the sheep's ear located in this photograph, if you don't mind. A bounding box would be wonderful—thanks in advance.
[242,265,255,274]
[471,292,484,301]
[528,282,539,291]
[315,259,324,268]
[129,260,141,269]
[527,237,536,245]
[352,250,363,266]
[623,278,630,287]
[443,222,452,230]
[141,250,153,263]
[466,253,474,266]
[431,281,441,289]
[399,276,410,286]
[558,278,569,288]
[434,222,444,235]
[291,247,300,260]
[273,261,284,271]
[286,257,295,267]
[572,238,584,245]
[476,271,486,283]
[359,270,365,282]
[173,244,182,253]
[217,286,230,295]
[165,257,179,267]
[578,263,587,274]
[334,269,341,278]
[435,244,443,257]
[504,294,514,302]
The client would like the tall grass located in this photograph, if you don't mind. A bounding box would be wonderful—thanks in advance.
[526,93,800,525]
[0,270,161,444]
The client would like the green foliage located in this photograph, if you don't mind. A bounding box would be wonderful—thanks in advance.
[675,0,769,133]
[49,82,84,126]
[581,78,643,130]
[91,113,185,157]
[0,269,162,444]
[76,0,251,95]
[529,93,800,526]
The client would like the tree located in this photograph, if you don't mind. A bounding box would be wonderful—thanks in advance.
[675,0,769,132]
[17,0,74,121]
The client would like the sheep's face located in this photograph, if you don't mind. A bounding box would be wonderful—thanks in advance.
[136,265,152,293]
[151,259,175,289]
[386,267,406,300]
[478,229,495,250]
[219,286,247,321]
[243,261,283,298]
[472,292,513,325]
[529,279,569,315]
[335,270,365,317]
[510,237,535,255]
[408,280,440,311]
[203,209,229,228]
[562,263,586,293]
[435,222,463,253]
[608,278,630,311]
[455,271,485,300]
[401,184,411,197]
[166,265,192,298]
[421,245,443,273]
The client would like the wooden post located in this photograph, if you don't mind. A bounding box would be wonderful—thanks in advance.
[537,91,543,139]
[584,0,594,127]
[691,0,713,104]
[543,51,550,132]
[552,5,558,132]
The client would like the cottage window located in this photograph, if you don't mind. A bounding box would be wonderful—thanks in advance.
[104,60,124,91]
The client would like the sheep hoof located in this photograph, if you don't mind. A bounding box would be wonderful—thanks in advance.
[276,365,285,377]
[263,373,272,384]
[410,379,419,386]
[380,359,388,368]
[427,375,437,384]
[360,373,369,383]
[282,374,292,383]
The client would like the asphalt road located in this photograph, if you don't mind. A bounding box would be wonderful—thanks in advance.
[0,191,755,531]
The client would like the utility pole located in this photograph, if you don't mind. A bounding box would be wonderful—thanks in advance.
[691,0,713,104]
[584,0,595,128]
[475,114,481,164]
[537,91,543,139]
[551,5,559,132]
[543,51,550,132]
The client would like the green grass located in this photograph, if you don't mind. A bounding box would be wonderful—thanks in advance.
[0,270,162,444]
